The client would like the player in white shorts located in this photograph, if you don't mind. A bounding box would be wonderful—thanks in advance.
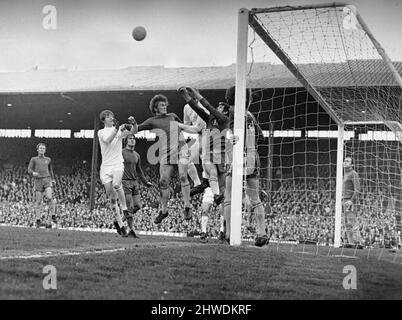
[98,109,137,237]
[182,98,210,196]
[199,169,226,242]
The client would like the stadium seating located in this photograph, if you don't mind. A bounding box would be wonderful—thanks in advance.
[0,141,399,247]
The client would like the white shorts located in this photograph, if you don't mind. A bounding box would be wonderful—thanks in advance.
[100,164,124,185]
[202,167,209,179]
[188,136,201,164]
[202,187,214,205]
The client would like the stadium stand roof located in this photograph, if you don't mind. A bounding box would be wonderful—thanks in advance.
[0,60,401,93]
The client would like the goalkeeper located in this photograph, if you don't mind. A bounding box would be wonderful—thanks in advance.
[342,156,363,248]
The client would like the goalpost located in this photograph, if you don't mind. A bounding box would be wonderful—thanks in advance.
[231,3,402,248]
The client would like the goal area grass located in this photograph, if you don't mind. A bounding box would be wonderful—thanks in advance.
[0,226,401,300]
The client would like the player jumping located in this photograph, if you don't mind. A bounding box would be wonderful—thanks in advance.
[198,186,225,243]
[122,134,153,238]
[178,87,229,206]
[132,94,192,224]
[98,110,136,237]
[28,143,57,228]
[182,97,210,196]
[223,86,270,247]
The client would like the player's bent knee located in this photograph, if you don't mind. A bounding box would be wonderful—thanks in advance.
[179,174,188,184]
[160,179,169,189]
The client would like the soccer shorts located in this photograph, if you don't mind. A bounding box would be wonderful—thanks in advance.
[202,187,214,205]
[34,177,52,193]
[100,164,124,185]
[188,136,201,164]
[122,180,140,196]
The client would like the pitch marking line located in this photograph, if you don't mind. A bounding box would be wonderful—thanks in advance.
[0,241,205,261]
[0,248,127,260]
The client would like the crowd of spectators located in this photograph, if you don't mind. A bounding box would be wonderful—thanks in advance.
[0,159,400,247]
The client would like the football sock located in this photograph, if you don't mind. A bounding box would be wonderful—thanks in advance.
[201,216,208,234]
[209,178,219,196]
[220,215,225,232]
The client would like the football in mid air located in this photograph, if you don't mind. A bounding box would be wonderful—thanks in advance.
[132,26,147,41]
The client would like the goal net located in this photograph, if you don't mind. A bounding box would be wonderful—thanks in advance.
[232,3,402,249]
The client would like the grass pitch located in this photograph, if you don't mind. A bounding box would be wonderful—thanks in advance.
[0,226,401,300]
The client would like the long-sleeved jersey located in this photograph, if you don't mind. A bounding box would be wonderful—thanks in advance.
[122,148,148,184]
[28,155,54,179]
[187,98,229,165]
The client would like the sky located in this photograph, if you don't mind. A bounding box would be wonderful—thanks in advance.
[0,0,401,72]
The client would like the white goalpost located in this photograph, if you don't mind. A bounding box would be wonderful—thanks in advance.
[231,3,402,248]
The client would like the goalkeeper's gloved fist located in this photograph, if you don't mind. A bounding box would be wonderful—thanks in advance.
[177,87,192,102]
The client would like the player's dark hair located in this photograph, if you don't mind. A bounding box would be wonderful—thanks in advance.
[99,110,114,123]
[345,156,353,164]
[124,133,136,142]
[218,102,230,115]
[36,143,46,151]
[225,86,251,107]
[149,94,168,115]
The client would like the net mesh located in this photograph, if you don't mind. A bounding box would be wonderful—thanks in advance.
[242,5,402,250]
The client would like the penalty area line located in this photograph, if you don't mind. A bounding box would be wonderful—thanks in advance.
[0,247,127,261]
[0,241,206,261]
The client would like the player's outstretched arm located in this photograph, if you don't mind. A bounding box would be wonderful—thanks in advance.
[136,118,154,133]
[177,122,203,134]
[178,87,209,123]
[187,87,228,124]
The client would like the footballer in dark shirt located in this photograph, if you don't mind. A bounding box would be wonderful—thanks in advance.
[122,134,153,237]
[27,143,57,228]
[177,87,229,208]
[133,94,192,224]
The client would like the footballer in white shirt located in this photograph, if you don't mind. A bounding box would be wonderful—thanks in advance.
[98,109,137,237]
[182,99,210,197]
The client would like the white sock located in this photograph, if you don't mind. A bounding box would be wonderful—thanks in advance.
[209,178,219,195]
[201,216,208,233]
[114,203,124,228]
[220,216,224,232]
